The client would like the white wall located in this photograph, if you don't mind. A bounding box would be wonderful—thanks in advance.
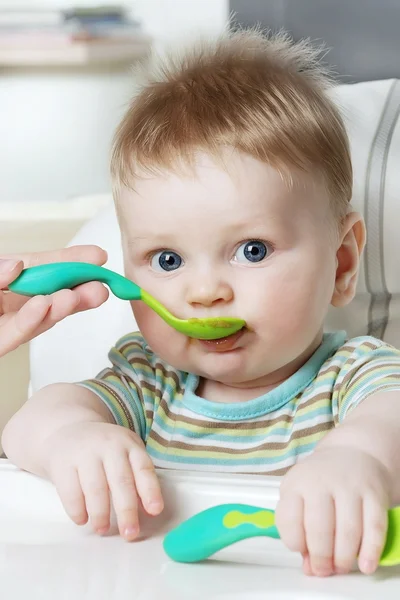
[134,0,229,41]
[0,0,229,204]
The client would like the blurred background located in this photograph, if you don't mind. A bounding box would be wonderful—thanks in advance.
[0,1,227,214]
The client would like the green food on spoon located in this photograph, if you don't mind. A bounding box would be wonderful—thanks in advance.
[8,262,245,340]
[163,503,400,567]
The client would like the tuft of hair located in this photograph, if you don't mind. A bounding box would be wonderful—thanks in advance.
[111,27,352,220]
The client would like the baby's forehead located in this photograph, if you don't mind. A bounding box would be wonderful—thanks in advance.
[119,151,329,212]
[118,165,332,249]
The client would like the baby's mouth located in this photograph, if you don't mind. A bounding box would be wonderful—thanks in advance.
[196,327,245,352]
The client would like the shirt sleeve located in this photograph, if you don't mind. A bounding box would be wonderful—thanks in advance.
[332,339,400,424]
[77,333,154,442]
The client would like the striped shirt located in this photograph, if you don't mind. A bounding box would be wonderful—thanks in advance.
[78,331,400,475]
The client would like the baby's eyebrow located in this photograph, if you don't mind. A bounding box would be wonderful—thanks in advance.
[125,234,177,248]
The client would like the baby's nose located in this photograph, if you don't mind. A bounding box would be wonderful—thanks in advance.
[186,279,233,308]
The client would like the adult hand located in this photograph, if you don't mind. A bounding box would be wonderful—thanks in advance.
[0,245,109,357]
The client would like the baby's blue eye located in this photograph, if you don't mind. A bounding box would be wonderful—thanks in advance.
[234,240,270,263]
[151,250,183,272]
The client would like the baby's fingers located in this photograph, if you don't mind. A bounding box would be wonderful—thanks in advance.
[275,493,306,555]
[52,464,88,527]
[304,495,335,577]
[358,497,388,574]
[104,450,140,541]
[333,495,362,574]
[79,459,111,535]
[129,445,164,516]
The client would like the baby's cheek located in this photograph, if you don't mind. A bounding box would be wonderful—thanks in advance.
[253,276,324,341]
[131,301,182,361]
[131,301,163,340]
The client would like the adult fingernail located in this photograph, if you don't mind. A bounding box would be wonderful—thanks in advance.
[0,259,20,272]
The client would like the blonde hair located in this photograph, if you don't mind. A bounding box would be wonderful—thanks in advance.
[111,28,352,220]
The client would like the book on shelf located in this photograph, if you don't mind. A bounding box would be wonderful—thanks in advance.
[0,4,150,64]
[0,4,143,39]
[0,30,151,48]
[0,40,150,65]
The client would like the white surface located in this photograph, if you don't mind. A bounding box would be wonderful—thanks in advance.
[1,459,400,599]
[133,0,229,42]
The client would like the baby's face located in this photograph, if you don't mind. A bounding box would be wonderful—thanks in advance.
[119,151,339,389]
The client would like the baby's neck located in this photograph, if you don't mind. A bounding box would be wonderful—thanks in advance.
[197,377,284,403]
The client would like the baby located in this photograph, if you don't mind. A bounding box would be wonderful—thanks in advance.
[4,29,400,579]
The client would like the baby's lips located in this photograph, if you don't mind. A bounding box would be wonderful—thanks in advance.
[197,327,245,351]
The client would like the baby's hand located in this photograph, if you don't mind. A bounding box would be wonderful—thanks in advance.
[40,422,163,541]
[275,447,390,577]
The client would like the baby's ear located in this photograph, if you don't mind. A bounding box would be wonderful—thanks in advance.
[331,212,366,308]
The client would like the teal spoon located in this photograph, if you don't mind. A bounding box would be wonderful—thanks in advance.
[163,503,400,567]
[8,262,245,340]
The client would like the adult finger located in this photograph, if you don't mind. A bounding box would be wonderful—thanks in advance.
[31,283,108,328]
[3,278,108,316]
[0,295,53,357]
[0,288,85,356]
[1,245,108,269]
[28,283,109,338]
[0,283,109,356]
[70,281,109,313]
[0,259,24,291]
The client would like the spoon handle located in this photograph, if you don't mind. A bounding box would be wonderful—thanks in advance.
[163,503,279,563]
[8,262,142,301]
[164,503,400,566]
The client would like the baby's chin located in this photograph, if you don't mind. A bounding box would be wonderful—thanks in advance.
[180,351,254,385]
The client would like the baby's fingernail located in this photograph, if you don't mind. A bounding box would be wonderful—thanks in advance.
[96,526,109,535]
[0,259,20,272]
[147,500,163,513]
[123,525,139,538]
[359,558,376,574]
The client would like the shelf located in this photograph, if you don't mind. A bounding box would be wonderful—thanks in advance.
[0,38,152,67]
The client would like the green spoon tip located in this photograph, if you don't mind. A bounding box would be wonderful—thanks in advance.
[186,317,246,340]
